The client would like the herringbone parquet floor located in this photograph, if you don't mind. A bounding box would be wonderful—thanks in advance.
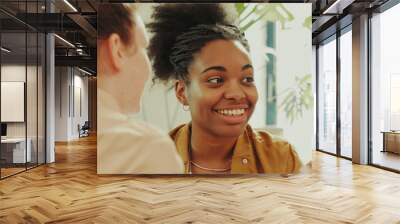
[1,135,400,223]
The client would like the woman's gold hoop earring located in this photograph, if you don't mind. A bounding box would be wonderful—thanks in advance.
[183,105,190,111]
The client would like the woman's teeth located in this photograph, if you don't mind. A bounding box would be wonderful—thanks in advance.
[217,109,245,116]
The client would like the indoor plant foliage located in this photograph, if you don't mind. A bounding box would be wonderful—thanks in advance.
[236,3,313,124]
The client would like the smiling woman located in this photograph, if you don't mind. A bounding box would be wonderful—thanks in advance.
[148,3,302,174]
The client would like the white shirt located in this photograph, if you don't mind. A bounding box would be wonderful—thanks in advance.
[97,89,184,174]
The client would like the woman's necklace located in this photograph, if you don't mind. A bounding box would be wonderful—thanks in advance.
[188,126,232,174]
[190,160,231,172]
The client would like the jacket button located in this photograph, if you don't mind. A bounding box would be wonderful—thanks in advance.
[242,158,248,164]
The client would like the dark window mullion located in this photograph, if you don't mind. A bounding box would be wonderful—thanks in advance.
[0,21,2,179]
[25,0,28,171]
[336,29,341,157]
[316,45,320,150]
[36,0,39,167]
[367,11,373,165]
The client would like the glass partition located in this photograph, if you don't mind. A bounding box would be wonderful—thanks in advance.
[1,30,28,178]
[339,28,352,158]
[38,32,45,165]
[317,36,337,155]
[0,1,46,179]
[371,3,400,171]
[26,0,41,169]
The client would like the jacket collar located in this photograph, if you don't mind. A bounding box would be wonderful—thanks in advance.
[169,123,258,174]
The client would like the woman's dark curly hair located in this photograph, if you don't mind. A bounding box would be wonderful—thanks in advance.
[148,3,249,83]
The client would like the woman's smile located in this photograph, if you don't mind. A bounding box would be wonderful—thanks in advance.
[213,104,250,125]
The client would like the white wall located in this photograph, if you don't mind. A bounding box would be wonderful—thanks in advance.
[55,67,69,141]
[1,82,25,122]
[275,4,313,164]
[1,65,26,138]
[312,45,317,151]
[54,67,89,141]
[1,64,46,163]
[72,73,89,137]
[46,32,56,163]
[244,9,267,129]
[1,65,40,138]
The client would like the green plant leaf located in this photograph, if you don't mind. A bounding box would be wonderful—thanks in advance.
[235,3,246,15]
[236,3,295,31]
[239,5,260,30]
[303,16,312,30]
[279,74,313,124]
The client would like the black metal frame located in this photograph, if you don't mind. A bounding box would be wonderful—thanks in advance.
[25,1,28,172]
[0,16,2,179]
[315,44,319,151]
[44,0,47,165]
[315,22,353,162]
[36,1,39,167]
[336,24,341,159]
[367,10,373,166]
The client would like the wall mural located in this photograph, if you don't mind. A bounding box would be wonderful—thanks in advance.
[97,3,313,174]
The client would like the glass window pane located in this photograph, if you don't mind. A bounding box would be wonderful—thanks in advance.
[1,31,28,177]
[27,31,38,169]
[340,29,352,158]
[27,0,39,169]
[1,0,46,179]
[38,32,45,165]
[371,3,400,171]
[318,37,337,154]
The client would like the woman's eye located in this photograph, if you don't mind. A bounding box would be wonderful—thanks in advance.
[243,76,254,84]
[207,77,224,84]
